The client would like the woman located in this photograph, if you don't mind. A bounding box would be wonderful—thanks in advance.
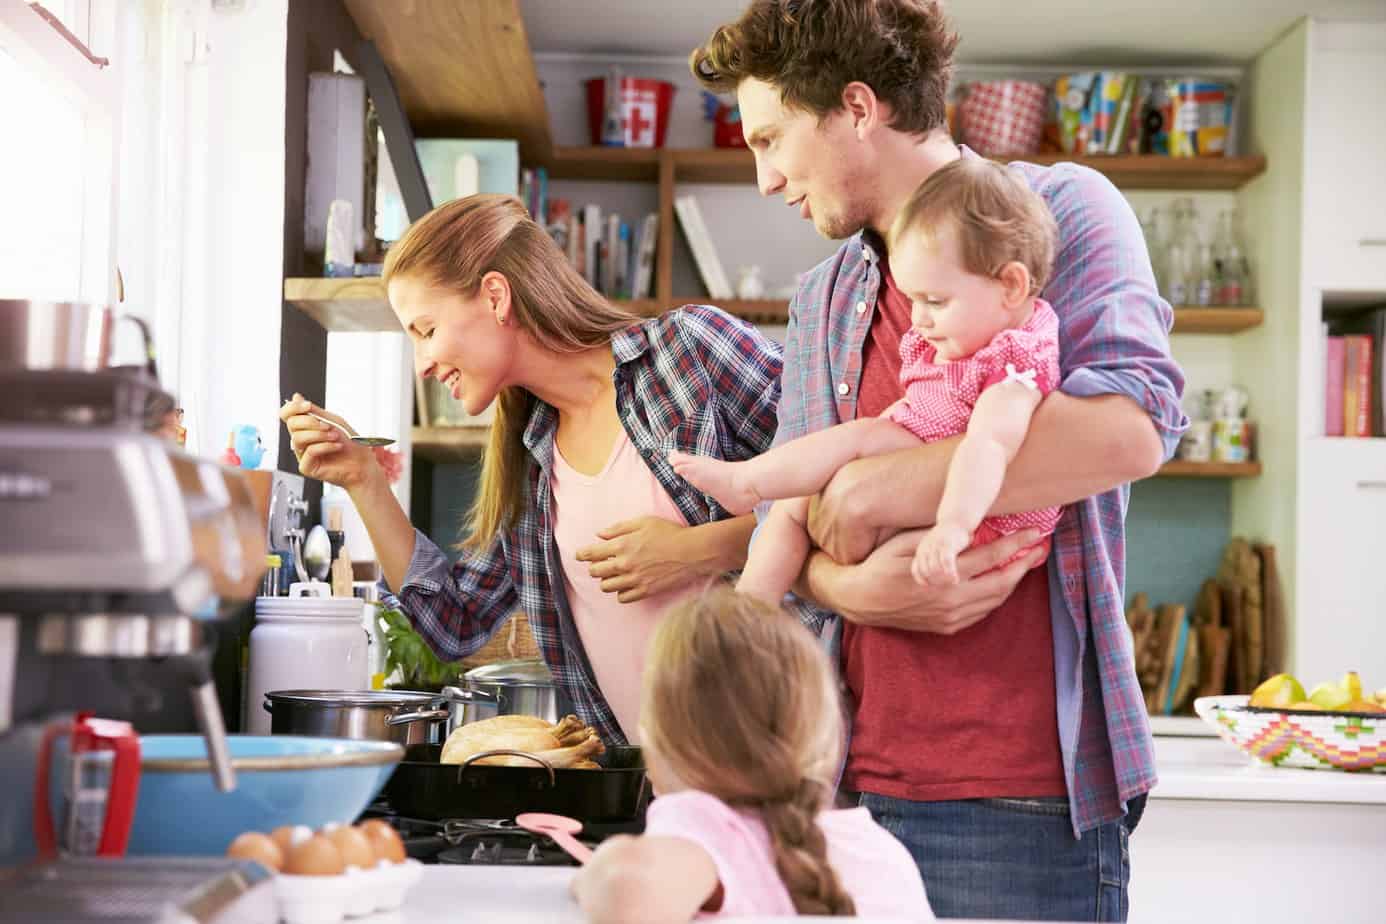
[281,194,783,746]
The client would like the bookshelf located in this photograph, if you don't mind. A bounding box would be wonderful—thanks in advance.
[1156,460,1262,478]
[286,276,1266,336]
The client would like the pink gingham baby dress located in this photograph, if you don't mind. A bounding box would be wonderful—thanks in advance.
[887,298,1063,549]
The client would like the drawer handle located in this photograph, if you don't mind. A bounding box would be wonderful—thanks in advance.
[1361,238,1386,247]
[1357,480,1386,489]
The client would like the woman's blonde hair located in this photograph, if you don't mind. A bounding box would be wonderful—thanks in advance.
[383,194,643,549]
[888,158,1058,295]
[642,586,855,916]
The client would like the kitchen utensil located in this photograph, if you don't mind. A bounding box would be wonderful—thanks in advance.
[119,735,401,855]
[386,658,562,737]
[301,525,333,581]
[264,690,446,748]
[304,410,395,447]
[34,713,141,858]
[515,813,593,863]
[383,743,648,822]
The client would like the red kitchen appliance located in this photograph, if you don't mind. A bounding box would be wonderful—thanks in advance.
[34,712,141,858]
[585,77,675,148]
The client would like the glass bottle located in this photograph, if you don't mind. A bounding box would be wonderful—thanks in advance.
[1143,207,1169,296]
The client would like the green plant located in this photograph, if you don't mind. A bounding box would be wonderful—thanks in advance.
[376,605,459,689]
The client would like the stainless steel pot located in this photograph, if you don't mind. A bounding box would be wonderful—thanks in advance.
[264,689,446,747]
[386,659,560,737]
[0,299,160,375]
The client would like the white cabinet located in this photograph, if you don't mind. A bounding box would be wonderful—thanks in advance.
[1303,22,1386,293]
[1294,439,1386,686]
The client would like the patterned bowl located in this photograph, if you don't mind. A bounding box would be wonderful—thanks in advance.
[1194,695,1386,772]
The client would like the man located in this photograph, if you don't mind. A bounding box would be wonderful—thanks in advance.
[692,2,1187,920]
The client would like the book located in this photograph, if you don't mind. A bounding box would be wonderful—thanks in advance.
[1325,335,1346,437]
[631,213,659,300]
[674,195,733,300]
[1344,336,1361,438]
[1347,334,1374,437]
[1329,306,1386,436]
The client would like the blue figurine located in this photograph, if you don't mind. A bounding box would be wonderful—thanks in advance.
[232,424,266,469]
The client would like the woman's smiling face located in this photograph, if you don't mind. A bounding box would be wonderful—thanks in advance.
[389,272,520,418]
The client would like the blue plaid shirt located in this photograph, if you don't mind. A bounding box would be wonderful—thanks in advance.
[383,306,783,745]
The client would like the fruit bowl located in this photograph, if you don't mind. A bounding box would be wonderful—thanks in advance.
[1194,695,1386,772]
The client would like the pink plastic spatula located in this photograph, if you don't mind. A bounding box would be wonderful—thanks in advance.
[515,812,594,864]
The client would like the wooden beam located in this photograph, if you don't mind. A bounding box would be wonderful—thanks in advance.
[342,0,552,164]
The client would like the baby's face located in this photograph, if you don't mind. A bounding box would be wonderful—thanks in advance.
[892,229,1015,362]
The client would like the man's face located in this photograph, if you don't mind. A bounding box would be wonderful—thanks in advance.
[736,78,877,240]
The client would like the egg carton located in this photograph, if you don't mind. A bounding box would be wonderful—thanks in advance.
[275,859,424,924]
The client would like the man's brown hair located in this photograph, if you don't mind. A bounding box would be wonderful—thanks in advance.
[889,158,1058,294]
[691,0,959,136]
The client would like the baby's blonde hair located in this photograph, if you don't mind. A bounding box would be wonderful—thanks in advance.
[889,158,1058,295]
[642,586,855,916]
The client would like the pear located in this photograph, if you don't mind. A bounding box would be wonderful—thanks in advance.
[1249,673,1306,708]
[1308,680,1352,710]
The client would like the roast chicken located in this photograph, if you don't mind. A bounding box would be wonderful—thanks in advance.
[440,714,605,768]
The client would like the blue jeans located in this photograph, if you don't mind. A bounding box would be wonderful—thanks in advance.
[859,792,1143,921]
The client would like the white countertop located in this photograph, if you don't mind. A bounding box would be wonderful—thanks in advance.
[1151,735,1386,804]
[383,866,959,923]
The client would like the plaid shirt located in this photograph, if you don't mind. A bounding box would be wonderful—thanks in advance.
[774,148,1187,835]
[384,306,783,746]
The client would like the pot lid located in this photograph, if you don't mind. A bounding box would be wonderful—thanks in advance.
[461,658,553,685]
[264,689,439,706]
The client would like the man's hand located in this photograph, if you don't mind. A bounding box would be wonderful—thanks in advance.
[810,527,1048,634]
[805,457,896,565]
[576,517,698,604]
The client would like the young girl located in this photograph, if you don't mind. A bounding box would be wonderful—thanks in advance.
[671,158,1062,603]
[571,585,931,921]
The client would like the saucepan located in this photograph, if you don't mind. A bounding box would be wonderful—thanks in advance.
[0,299,157,374]
[385,659,564,738]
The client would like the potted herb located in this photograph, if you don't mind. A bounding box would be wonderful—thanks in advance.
[375,606,461,691]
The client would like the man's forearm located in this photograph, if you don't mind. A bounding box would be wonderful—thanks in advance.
[832,392,1164,531]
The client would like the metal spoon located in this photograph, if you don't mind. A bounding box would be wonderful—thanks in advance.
[304,410,395,447]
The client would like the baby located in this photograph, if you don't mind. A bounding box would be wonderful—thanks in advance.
[672,158,1063,602]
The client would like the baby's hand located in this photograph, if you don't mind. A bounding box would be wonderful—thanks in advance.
[911,522,973,587]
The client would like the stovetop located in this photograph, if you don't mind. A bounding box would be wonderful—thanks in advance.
[359,802,644,867]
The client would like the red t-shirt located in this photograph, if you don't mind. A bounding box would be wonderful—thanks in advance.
[840,258,1067,802]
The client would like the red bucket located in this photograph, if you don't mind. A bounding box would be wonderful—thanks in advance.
[585,78,676,148]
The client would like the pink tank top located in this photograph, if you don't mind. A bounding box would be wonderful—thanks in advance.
[550,429,705,743]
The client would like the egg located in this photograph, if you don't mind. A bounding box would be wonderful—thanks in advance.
[324,824,376,869]
[226,831,284,872]
[270,824,313,856]
[357,819,406,865]
[282,834,346,876]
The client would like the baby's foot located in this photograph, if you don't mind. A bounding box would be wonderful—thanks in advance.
[668,451,761,514]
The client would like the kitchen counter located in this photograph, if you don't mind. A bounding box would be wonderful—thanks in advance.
[1131,733,1386,923]
[1150,733,1386,803]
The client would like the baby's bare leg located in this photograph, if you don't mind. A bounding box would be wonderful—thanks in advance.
[735,496,815,604]
[671,417,919,515]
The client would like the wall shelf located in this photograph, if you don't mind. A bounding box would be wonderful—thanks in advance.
[1171,307,1264,334]
[1156,460,1262,478]
[286,278,1266,338]
[546,147,1268,191]
[412,426,488,463]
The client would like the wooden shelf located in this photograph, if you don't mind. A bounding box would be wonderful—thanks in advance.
[286,279,1265,338]
[412,426,489,463]
[548,147,1268,191]
[1171,307,1264,334]
[1156,460,1262,478]
[549,147,661,182]
[285,277,399,332]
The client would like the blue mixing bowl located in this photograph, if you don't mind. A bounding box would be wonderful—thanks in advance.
[124,735,402,855]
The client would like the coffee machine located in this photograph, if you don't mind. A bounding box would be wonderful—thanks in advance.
[0,300,266,892]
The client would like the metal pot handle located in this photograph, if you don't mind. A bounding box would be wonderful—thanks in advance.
[384,708,450,727]
[457,749,556,787]
[443,687,499,706]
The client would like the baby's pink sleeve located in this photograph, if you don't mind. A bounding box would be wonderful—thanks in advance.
[977,326,1061,397]
[643,791,789,917]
